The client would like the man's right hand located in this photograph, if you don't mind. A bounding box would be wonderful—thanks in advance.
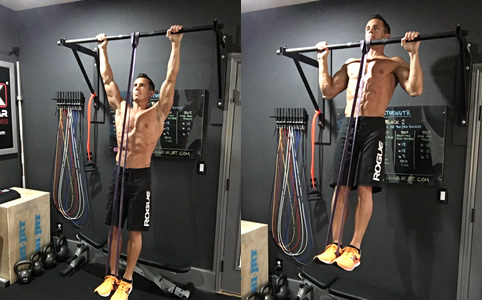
[167,25,183,45]
[96,33,108,51]
[316,41,329,60]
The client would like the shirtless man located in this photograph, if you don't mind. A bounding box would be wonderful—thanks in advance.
[93,25,183,300]
[313,15,423,271]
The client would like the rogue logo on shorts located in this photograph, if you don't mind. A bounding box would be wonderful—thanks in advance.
[144,191,151,227]
[373,141,384,182]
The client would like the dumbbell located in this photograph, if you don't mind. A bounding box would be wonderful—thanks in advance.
[29,251,45,276]
[55,236,70,262]
[14,260,34,284]
[42,242,57,269]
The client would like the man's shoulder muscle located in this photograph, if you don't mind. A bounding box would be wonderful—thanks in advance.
[389,56,408,66]
[345,58,360,65]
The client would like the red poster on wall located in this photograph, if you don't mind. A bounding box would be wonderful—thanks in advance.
[0,83,6,108]
[0,61,18,155]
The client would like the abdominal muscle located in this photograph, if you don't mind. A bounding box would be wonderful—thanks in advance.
[344,58,399,117]
[115,105,163,169]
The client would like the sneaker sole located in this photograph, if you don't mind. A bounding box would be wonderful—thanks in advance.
[94,291,112,297]
[313,256,336,265]
[336,261,360,272]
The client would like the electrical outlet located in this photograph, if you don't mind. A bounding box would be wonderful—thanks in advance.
[275,258,283,272]
[438,188,448,204]
[197,161,206,175]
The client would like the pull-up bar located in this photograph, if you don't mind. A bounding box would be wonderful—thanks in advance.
[277,27,468,54]
[57,22,224,45]
[57,20,226,110]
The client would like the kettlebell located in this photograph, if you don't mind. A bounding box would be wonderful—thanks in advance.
[274,275,290,300]
[259,282,275,300]
[55,236,69,262]
[14,260,34,284]
[245,291,260,300]
[274,275,286,291]
[42,242,57,269]
[275,286,290,300]
[29,251,45,276]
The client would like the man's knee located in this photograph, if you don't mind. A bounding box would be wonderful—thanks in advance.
[357,186,373,199]
[129,231,142,242]
[110,226,121,236]
[334,185,351,197]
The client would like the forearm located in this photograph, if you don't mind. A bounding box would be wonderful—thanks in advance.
[157,42,181,119]
[318,58,335,98]
[99,48,114,85]
[406,51,423,96]
[166,42,181,83]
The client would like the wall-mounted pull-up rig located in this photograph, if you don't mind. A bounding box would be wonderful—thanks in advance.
[57,20,227,110]
[277,25,471,126]
[56,20,227,173]
[275,25,471,264]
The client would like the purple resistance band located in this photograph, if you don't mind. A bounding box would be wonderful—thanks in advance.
[106,32,140,276]
[324,40,371,255]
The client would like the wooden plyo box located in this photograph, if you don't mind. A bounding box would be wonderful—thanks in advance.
[0,187,50,284]
[241,220,268,299]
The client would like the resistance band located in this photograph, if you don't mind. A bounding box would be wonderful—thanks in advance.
[310,109,321,187]
[86,92,96,161]
[325,40,371,254]
[51,93,90,227]
[105,32,139,277]
[270,109,315,263]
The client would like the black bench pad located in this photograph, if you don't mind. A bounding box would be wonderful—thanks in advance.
[0,189,20,204]
[329,278,408,300]
[77,227,108,249]
[300,263,337,289]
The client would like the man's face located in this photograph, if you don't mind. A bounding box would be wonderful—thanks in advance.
[133,77,154,101]
[365,18,389,41]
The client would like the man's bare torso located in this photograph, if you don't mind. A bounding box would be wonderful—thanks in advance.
[344,56,404,117]
[115,101,164,168]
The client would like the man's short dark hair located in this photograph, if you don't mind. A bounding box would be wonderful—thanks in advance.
[369,14,390,34]
[136,73,155,91]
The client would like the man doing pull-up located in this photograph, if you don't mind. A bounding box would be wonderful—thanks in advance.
[93,25,183,300]
[313,15,423,271]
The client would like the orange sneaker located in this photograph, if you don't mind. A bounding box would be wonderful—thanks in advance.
[313,243,343,264]
[110,280,133,300]
[94,275,119,297]
[334,246,360,271]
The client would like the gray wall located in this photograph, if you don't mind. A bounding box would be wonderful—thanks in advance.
[242,0,481,299]
[0,5,21,188]
[0,0,240,271]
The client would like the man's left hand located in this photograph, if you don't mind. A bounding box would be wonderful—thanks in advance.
[401,31,420,53]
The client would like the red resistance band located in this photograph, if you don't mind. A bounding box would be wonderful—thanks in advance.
[86,93,96,161]
[310,110,321,188]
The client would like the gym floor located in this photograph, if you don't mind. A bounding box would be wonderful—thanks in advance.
[1,262,237,300]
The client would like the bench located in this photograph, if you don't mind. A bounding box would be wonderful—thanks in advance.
[298,263,411,300]
[63,227,192,299]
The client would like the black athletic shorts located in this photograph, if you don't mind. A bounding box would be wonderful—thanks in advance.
[330,117,386,193]
[105,165,152,231]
